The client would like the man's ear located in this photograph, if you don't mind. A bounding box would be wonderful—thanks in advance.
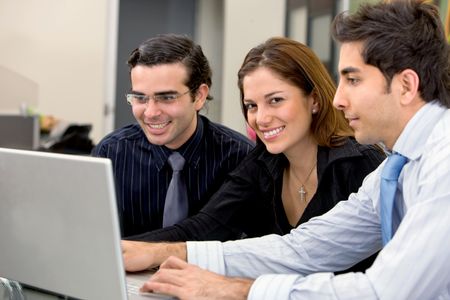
[398,69,420,105]
[194,83,208,111]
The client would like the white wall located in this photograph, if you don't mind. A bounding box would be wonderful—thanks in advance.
[0,0,117,143]
[221,0,286,134]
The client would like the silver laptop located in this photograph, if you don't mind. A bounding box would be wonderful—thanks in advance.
[0,147,173,299]
[0,115,40,150]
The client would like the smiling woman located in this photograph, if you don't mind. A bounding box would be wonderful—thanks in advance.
[233,37,383,228]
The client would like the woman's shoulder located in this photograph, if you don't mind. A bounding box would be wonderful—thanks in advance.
[229,142,284,176]
[336,137,385,160]
[321,137,385,171]
[349,138,386,163]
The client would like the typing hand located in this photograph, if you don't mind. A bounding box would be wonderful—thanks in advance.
[140,256,253,300]
[121,240,187,272]
[121,240,161,272]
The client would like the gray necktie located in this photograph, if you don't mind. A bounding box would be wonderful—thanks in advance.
[163,151,188,227]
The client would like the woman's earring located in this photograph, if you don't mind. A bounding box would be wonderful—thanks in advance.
[312,109,317,114]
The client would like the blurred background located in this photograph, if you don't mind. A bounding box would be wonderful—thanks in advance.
[1,0,448,144]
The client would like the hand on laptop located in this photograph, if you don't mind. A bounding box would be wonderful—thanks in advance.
[140,256,253,300]
[121,240,187,272]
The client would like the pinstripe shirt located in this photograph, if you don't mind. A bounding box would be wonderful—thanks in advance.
[92,115,254,237]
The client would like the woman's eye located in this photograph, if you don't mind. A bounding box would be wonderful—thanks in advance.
[270,97,283,104]
[244,103,256,110]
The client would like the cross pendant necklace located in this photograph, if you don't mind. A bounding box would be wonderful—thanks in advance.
[291,162,317,203]
[298,185,307,202]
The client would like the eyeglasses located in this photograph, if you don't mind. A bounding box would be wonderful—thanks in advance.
[126,89,192,106]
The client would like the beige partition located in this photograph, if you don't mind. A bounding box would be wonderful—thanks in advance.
[0,66,38,113]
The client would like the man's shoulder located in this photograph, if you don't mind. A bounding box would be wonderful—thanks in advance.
[201,116,254,148]
[425,108,450,146]
[435,108,450,134]
[97,123,144,146]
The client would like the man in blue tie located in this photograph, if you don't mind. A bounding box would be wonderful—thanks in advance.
[124,1,450,299]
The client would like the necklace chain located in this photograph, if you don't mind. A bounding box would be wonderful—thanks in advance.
[291,162,317,203]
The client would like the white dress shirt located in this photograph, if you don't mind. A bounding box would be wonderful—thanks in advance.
[187,101,450,299]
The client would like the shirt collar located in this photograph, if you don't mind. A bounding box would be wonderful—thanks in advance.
[175,115,204,168]
[392,101,447,160]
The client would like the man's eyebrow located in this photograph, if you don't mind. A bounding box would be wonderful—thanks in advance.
[340,67,360,76]
[154,90,178,95]
[129,90,178,95]
[129,90,145,95]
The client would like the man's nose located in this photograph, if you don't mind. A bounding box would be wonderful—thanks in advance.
[143,100,162,117]
[333,83,347,110]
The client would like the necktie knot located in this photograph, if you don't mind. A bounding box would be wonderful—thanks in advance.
[381,153,407,180]
[168,152,185,172]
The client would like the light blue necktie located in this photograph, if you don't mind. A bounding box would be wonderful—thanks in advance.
[380,153,407,246]
[163,152,188,227]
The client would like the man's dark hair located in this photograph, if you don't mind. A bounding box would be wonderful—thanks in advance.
[332,0,450,107]
[128,34,213,100]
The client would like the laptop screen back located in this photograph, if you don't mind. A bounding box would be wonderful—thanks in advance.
[0,148,128,300]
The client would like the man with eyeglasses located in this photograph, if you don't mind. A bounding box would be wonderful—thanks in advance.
[92,34,254,238]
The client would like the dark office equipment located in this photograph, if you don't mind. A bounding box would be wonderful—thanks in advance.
[0,114,40,150]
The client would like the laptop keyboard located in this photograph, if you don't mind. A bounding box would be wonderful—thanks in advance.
[127,282,141,295]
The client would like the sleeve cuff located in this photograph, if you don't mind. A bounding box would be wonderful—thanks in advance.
[248,274,299,300]
[186,241,225,274]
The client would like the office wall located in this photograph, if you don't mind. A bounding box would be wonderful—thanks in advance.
[0,65,39,112]
[0,0,116,143]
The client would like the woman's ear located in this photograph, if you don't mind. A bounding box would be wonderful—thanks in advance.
[311,92,320,114]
